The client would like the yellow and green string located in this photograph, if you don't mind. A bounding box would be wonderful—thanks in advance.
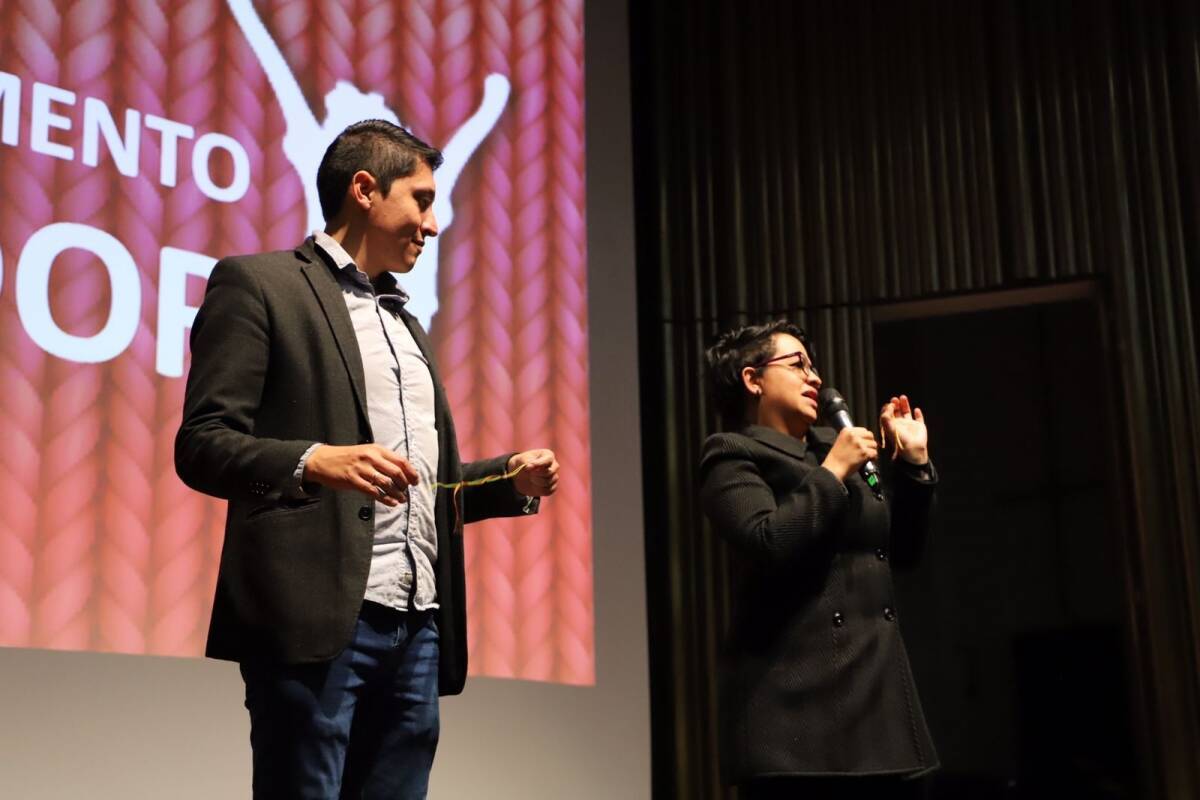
[432,462,533,530]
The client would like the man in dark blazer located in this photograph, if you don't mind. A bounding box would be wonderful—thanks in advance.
[175,120,559,799]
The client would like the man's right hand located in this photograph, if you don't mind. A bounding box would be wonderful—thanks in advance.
[303,444,419,507]
[820,427,878,483]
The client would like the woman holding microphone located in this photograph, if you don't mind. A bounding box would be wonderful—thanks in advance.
[700,321,938,799]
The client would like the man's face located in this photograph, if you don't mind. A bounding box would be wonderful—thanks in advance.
[366,162,439,273]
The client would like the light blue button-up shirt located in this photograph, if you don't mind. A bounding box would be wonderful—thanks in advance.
[312,231,440,611]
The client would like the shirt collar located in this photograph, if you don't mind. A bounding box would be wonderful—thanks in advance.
[311,230,409,304]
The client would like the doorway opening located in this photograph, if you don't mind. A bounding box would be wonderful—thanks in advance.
[873,287,1141,798]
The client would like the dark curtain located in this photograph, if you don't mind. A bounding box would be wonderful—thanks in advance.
[630,0,1200,797]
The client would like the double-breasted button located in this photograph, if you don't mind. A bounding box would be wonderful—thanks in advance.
[358,505,372,521]
[883,606,896,621]
[832,611,845,628]
[875,548,888,561]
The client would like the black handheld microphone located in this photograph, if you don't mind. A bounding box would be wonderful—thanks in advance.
[818,387,882,495]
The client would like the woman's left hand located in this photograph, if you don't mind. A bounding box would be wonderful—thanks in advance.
[879,395,929,465]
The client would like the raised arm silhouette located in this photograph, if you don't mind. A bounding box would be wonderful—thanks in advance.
[226,0,510,327]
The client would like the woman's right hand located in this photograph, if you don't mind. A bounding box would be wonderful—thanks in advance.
[821,427,878,483]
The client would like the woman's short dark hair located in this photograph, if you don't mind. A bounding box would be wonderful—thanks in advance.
[316,120,444,221]
[705,320,812,429]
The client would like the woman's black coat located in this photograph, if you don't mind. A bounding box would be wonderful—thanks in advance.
[699,424,939,783]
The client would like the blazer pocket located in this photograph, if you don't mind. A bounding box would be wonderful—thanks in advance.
[245,496,323,521]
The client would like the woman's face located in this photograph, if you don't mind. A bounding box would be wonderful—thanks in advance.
[743,333,822,431]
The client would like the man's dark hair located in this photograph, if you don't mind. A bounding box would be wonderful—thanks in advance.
[705,320,813,430]
[316,120,444,221]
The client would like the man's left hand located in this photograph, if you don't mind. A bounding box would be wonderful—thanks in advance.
[508,449,560,497]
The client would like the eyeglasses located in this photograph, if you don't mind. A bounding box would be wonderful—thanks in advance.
[753,350,819,379]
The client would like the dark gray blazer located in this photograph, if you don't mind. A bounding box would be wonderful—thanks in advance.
[175,238,533,696]
[699,424,938,781]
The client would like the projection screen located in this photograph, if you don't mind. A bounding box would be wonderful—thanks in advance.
[0,1,648,797]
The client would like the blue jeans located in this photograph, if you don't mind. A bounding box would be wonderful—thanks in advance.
[240,603,440,799]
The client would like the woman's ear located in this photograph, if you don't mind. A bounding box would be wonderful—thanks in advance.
[741,366,762,397]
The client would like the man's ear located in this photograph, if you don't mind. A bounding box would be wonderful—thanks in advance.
[349,170,378,211]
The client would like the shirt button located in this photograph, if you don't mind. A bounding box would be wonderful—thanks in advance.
[832,611,845,628]
[883,606,897,621]
[358,506,372,521]
[876,548,888,561]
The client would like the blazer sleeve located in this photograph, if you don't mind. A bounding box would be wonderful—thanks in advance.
[886,459,938,569]
[699,432,849,562]
[460,453,539,523]
[174,257,315,504]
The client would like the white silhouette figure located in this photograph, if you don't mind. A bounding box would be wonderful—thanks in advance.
[227,0,511,328]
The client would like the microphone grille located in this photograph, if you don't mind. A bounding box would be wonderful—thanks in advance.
[818,387,848,417]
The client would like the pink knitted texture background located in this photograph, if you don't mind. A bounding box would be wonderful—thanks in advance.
[0,0,594,685]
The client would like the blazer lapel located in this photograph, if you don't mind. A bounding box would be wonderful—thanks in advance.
[296,239,371,428]
[397,307,463,491]
[743,424,810,461]
[398,307,446,433]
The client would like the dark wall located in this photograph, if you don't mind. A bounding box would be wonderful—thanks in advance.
[630,1,1200,797]
[877,299,1136,794]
